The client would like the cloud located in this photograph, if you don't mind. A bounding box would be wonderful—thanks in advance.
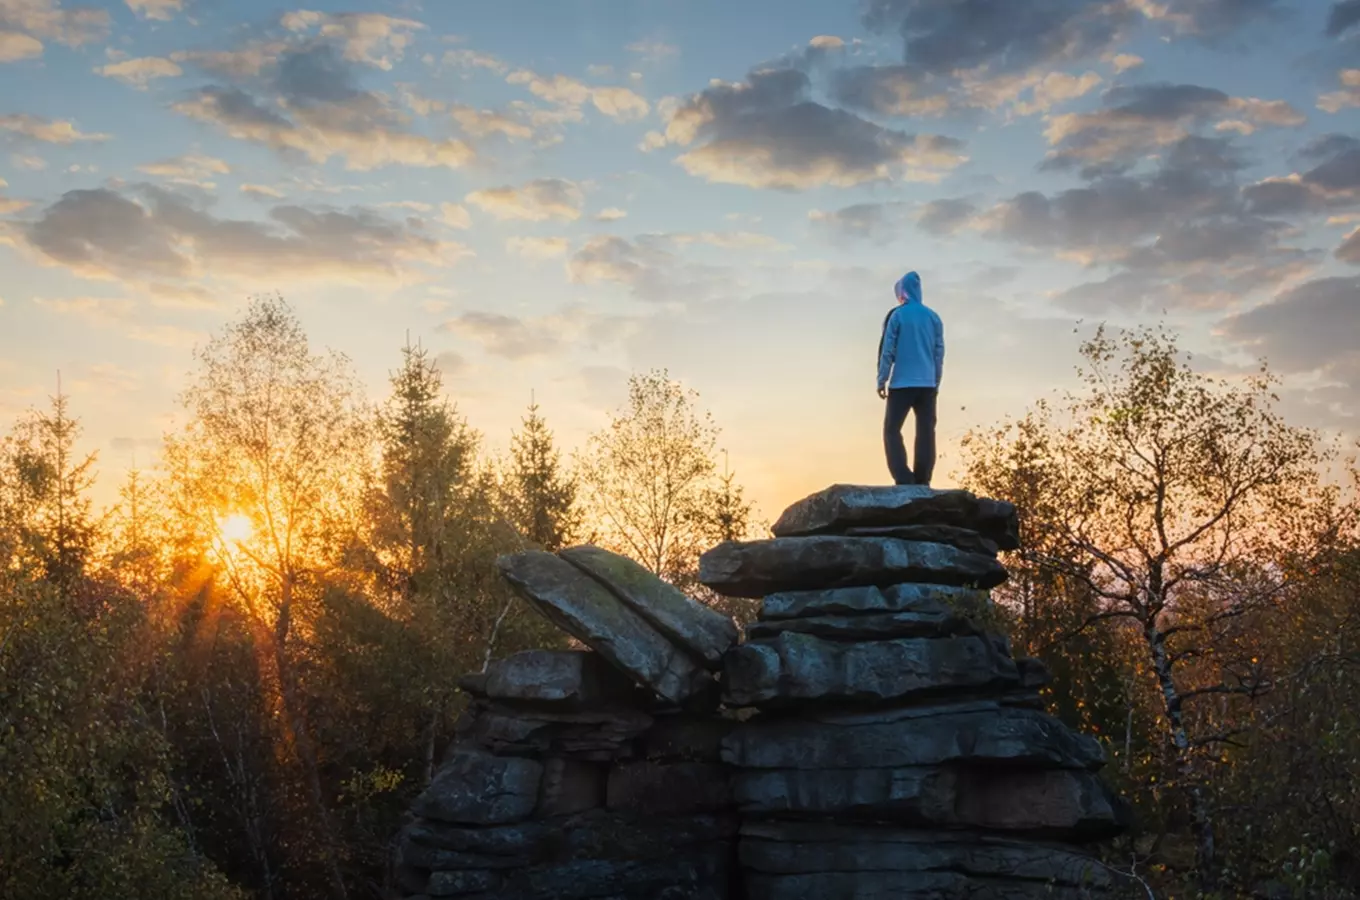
[96,55,182,88]
[626,39,679,62]
[973,135,1313,311]
[1328,0,1360,36]
[594,207,627,222]
[1109,52,1144,72]
[171,41,289,80]
[808,202,914,241]
[440,202,471,229]
[657,65,967,190]
[240,183,285,199]
[17,185,466,288]
[137,153,230,186]
[507,68,651,121]
[1219,276,1360,404]
[449,103,536,141]
[125,0,182,21]
[280,10,423,70]
[440,311,559,360]
[0,29,41,61]
[11,152,44,169]
[1043,82,1306,175]
[567,234,669,287]
[440,48,508,75]
[1319,69,1360,113]
[466,178,583,221]
[842,1,1280,118]
[1336,226,1360,264]
[1134,0,1284,36]
[0,112,109,143]
[920,197,982,236]
[506,236,569,259]
[1243,133,1360,216]
[169,29,472,172]
[0,0,108,62]
[173,84,475,171]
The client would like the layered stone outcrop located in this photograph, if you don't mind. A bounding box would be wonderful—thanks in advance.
[393,484,1131,900]
[707,485,1129,899]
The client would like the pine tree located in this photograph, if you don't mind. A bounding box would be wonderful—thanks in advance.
[504,397,579,552]
[1,379,100,591]
[363,338,479,608]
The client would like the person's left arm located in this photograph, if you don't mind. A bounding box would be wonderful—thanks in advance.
[877,310,898,396]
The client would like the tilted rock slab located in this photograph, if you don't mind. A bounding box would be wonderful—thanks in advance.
[733,766,1127,840]
[560,544,738,670]
[699,536,1007,599]
[496,551,714,706]
[723,631,1020,708]
[771,484,1019,549]
[722,705,1105,771]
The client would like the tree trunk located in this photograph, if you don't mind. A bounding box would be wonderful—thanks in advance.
[273,579,349,900]
[1144,618,1216,887]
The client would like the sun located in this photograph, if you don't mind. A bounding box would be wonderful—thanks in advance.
[217,513,254,546]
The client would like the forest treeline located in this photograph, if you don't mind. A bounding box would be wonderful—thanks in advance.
[1,296,1357,900]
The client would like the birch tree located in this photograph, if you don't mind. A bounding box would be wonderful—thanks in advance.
[164,294,368,900]
[961,324,1330,888]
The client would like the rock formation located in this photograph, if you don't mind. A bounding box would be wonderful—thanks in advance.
[393,484,1131,900]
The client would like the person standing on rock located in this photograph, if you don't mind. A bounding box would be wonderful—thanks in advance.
[876,271,944,487]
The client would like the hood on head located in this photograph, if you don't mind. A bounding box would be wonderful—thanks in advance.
[895,271,922,304]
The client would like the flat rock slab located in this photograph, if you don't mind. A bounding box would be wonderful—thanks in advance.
[760,583,990,621]
[497,551,715,706]
[733,767,1127,839]
[772,484,1019,550]
[740,820,1112,887]
[560,545,738,670]
[842,524,1000,556]
[413,750,543,825]
[700,537,1007,599]
[746,610,977,642]
[458,650,642,708]
[723,631,1020,708]
[456,702,654,762]
[722,705,1105,771]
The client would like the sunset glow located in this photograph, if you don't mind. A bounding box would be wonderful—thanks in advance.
[217,514,254,547]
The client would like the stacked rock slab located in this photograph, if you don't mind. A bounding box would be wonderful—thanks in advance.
[701,485,1130,900]
[393,545,742,900]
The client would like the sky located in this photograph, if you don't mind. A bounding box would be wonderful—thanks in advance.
[1,0,1358,522]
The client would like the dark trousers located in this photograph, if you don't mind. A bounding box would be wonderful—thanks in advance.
[884,387,937,487]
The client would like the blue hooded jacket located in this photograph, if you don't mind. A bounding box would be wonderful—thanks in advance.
[877,271,944,391]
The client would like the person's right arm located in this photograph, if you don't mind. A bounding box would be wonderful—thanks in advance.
[877,310,898,394]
